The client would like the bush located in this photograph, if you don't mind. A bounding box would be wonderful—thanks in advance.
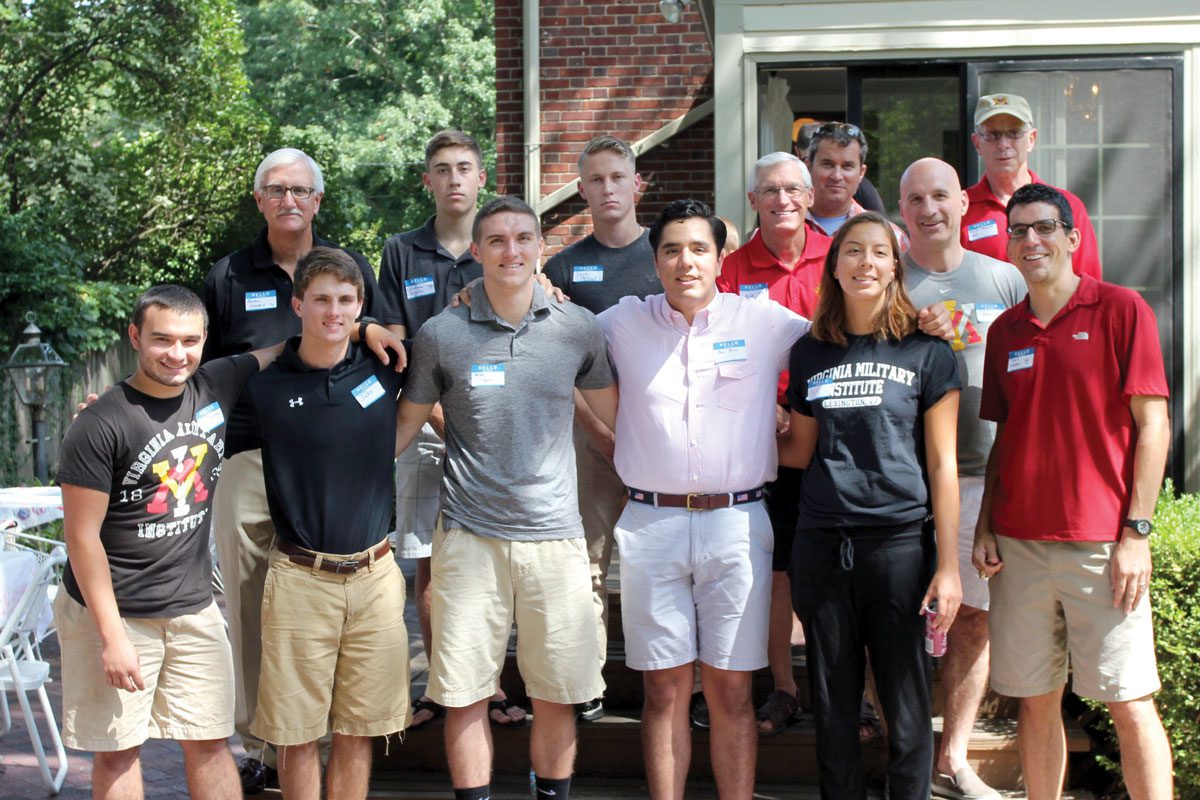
[1083,481,1200,797]
[1148,481,1200,796]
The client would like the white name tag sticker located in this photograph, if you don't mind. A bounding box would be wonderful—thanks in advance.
[967,219,1000,242]
[573,265,604,283]
[404,276,436,300]
[194,402,225,433]
[975,303,1004,324]
[739,283,769,300]
[1007,347,1035,372]
[245,290,277,312]
[470,364,506,387]
[806,377,835,401]
[351,375,386,408]
[713,339,748,364]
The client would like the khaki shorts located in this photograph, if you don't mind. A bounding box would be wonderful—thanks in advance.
[989,536,1160,702]
[252,544,410,745]
[54,592,234,752]
[427,524,603,707]
[393,422,444,559]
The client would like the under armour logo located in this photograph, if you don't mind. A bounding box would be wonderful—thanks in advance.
[289,397,304,407]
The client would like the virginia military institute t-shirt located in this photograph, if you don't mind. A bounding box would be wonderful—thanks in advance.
[786,333,960,529]
[57,354,259,617]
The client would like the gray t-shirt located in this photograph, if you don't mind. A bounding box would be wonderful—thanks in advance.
[542,230,659,314]
[904,249,1026,475]
[405,280,615,540]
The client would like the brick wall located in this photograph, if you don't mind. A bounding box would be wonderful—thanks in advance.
[495,0,715,255]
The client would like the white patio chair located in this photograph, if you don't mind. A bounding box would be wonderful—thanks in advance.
[0,546,68,794]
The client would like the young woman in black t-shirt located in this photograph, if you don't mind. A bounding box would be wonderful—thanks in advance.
[779,212,962,800]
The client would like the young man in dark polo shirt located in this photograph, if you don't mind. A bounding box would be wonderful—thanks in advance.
[56,285,285,800]
[395,196,617,800]
[541,134,658,721]
[227,247,409,800]
[201,147,379,792]
[374,130,523,728]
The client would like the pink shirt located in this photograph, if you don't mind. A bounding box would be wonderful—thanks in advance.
[598,292,810,494]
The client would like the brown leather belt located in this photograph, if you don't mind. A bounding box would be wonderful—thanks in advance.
[276,539,392,574]
[626,486,765,511]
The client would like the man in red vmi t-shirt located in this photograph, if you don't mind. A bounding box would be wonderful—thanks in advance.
[974,183,1172,800]
[961,93,1102,280]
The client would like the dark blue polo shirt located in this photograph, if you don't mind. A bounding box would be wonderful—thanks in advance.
[376,216,483,335]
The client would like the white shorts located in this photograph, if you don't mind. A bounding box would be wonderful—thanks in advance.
[958,476,990,611]
[613,500,773,672]
[392,422,444,559]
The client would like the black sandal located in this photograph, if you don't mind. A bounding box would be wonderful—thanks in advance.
[408,696,445,730]
[488,696,528,727]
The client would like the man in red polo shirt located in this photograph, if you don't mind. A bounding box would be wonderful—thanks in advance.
[716,151,830,735]
[975,184,1171,800]
[961,93,1101,279]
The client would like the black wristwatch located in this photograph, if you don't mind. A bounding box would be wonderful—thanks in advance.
[358,316,379,342]
[1122,518,1153,537]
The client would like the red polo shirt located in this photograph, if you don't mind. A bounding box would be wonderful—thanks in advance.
[717,226,831,403]
[962,170,1102,280]
[980,275,1167,541]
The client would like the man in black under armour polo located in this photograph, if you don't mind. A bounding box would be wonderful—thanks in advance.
[227,247,409,800]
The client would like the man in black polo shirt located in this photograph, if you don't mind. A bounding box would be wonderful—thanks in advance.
[201,147,379,792]
[541,134,658,721]
[227,247,409,800]
[375,130,520,728]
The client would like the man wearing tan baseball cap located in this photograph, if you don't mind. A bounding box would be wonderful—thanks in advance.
[960,93,1102,279]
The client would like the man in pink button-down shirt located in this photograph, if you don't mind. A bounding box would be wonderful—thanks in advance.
[596,199,810,800]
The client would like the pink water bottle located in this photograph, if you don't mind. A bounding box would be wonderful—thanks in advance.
[925,601,947,657]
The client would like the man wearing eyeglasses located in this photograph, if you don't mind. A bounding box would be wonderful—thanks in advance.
[804,122,909,250]
[975,183,1170,800]
[201,147,379,793]
[961,94,1101,279]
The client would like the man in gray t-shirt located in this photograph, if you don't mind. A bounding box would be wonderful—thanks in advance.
[395,196,618,800]
[899,158,1025,800]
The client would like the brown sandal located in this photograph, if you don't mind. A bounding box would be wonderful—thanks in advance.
[756,689,800,736]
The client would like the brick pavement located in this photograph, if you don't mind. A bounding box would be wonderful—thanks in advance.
[0,561,426,798]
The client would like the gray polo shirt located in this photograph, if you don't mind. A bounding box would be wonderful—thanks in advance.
[904,249,1026,475]
[405,280,615,540]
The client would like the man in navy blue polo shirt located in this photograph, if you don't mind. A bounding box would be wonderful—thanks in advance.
[227,247,409,800]
[201,147,379,792]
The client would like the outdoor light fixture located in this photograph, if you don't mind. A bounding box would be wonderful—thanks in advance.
[1,312,67,483]
[659,0,693,23]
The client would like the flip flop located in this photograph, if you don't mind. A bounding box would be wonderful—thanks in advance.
[755,688,800,736]
[488,696,528,727]
[407,697,445,730]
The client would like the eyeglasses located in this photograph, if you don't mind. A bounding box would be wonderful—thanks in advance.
[1006,218,1071,239]
[754,184,809,199]
[976,128,1030,143]
[262,184,317,200]
[817,122,862,139]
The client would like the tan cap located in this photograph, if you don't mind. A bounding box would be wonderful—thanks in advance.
[974,93,1034,128]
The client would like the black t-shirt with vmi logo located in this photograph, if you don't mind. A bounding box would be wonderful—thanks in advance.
[227,339,406,555]
[57,354,259,617]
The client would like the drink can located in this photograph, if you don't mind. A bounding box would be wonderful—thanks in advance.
[925,601,947,657]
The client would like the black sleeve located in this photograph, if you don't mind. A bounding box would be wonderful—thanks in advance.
[225,375,263,457]
[919,337,962,411]
[785,336,815,416]
[201,263,225,364]
[855,177,887,214]
[376,236,409,327]
[348,249,379,319]
[542,253,570,293]
[56,409,118,494]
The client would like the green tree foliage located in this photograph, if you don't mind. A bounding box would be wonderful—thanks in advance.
[0,0,268,357]
[239,0,496,263]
